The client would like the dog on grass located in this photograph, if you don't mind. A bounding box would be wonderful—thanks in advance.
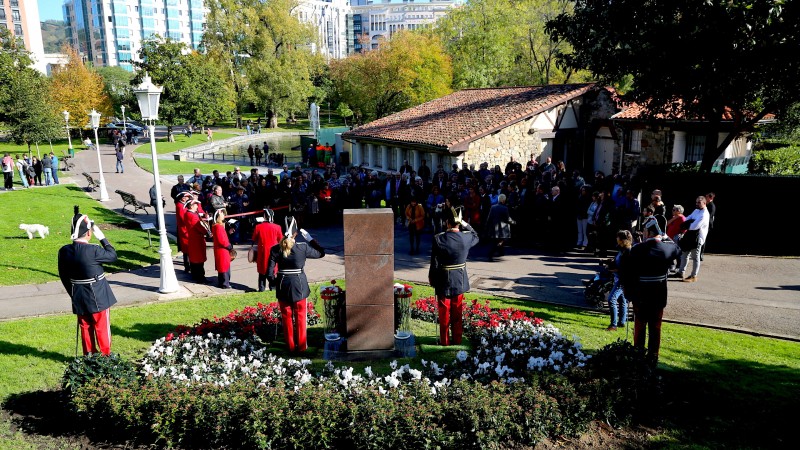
[19,224,49,239]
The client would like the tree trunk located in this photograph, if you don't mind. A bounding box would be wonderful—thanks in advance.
[267,110,278,129]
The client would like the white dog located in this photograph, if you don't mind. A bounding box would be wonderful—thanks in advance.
[19,224,49,239]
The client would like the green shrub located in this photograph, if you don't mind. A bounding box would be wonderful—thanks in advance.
[61,353,138,397]
[749,145,800,175]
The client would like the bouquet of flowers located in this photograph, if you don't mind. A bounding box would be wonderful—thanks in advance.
[393,283,413,298]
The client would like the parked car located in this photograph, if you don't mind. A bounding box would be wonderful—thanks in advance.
[106,122,144,133]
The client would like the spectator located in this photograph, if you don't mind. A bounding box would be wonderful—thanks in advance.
[14,155,29,189]
[42,153,53,186]
[486,194,515,261]
[115,145,125,173]
[50,152,60,184]
[675,196,710,283]
[32,156,43,186]
[606,230,633,331]
[2,153,14,190]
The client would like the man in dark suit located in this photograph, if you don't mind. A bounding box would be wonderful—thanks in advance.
[429,208,480,345]
[621,222,682,366]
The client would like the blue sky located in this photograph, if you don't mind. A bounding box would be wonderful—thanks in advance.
[38,0,64,22]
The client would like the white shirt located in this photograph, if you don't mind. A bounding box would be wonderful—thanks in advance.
[685,207,710,243]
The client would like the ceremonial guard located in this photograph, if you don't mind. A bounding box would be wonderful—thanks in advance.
[175,192,192,272]
[620,222,682,365]
[251,209,283,292]
[267,217,325,353]
[428,207,480,345]
[58,209,118,355]
[212,210,234,289]
[184,199,210,283]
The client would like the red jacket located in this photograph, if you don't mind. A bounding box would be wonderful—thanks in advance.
[176,202,189,251]
[184,211,208,264]
[252,222,282,275]
[212,223,232,272]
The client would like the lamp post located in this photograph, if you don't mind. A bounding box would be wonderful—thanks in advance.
[134,74,179,294]
[62,111,73,155]
[89,109,110,201]
[121,105,127,133]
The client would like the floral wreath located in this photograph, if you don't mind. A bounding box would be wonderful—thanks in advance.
[320,280,342,300]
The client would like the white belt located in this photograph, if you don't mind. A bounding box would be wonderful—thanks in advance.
[70,273,106,284]
[639,274,667,283]
[278,269,302,275]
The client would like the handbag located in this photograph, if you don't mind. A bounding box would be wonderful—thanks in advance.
[678,229,700,251]
[229,248,238,261]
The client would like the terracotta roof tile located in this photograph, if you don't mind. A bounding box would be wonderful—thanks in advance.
[343,83,596,151]
[611,100,774,122]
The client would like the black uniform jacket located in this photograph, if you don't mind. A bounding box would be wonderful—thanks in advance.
[267,240,325,303]
[620,237,682,309]
[429,223,480,297]
[58,239,119,315]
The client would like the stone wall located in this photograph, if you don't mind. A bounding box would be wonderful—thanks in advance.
[465,118,538,169]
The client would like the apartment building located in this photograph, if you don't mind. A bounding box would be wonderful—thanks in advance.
[349,0,462,52]
[1,0,47,72]
[63,0,206,70]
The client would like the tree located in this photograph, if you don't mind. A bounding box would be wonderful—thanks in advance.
[330,30,453,121]
[96,66,135,115]
[336,102,353,126]
[49,46,113,128]
[0,29,62,154]
[204,0,323,128]
[547,0,800,173]
[435,0,589,89]
[133,36,233,134]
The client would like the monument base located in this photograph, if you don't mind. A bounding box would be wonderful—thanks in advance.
[322,335,416,361]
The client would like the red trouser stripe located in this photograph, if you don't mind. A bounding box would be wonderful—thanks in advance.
[279,299,307,352]
[437,294,464,346]
[78,309,111,355]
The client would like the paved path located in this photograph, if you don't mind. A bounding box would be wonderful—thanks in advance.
[3,141,799,342]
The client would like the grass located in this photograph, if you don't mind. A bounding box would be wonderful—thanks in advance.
[0,185,176,285]
[215,111,348,131]
[134,131,238,155]
[0,139,75,158]
[0,282,797,448]
[133,156,280,176]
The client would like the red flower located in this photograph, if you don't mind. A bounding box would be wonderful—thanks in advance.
[166,333,174,342]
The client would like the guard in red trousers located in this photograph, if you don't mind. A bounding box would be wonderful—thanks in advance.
[429,207,480,346]
[251,209,283,292]
[175,191,192,272]
[184,199,210,283]
[267,217,325,353]
[211,209,234,288]
[58,210,118,355]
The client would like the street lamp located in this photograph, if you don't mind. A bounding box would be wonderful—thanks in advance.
[121,105,127,133]
[134,74,179,294]
[62,111,73,155]
[88,109,110,201]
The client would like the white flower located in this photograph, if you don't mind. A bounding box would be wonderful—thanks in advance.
[456,351,468,362]
[390,360,398,370]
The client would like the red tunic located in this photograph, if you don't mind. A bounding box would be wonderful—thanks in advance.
[212,223,231,272]
[176,202,189,251]
[252,222,283,275]
[184,211,208,264]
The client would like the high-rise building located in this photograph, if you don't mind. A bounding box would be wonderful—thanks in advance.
[295,0,351,60]
[1,0,47,71]
[349,0,463,52]
[63,0,207,71]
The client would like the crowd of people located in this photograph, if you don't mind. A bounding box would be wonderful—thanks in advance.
[2,152,61,190]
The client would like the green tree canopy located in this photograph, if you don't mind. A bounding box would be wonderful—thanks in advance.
[547,0,800,172]
[204,0,323,128]
[133,36,233,131]
[96,66,136,118]
[330,30,453,122]
[435,0,589,89]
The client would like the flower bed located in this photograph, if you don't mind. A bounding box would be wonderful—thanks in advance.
[412,297,540,338]
[168,301,320,343]
[67,298,656,449]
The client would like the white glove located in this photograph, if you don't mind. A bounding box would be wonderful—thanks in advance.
[92,224,106,241]
[460,220,469,228]
[299,228,313,241]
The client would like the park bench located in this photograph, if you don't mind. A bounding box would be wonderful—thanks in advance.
[61,152,75,171]
[82,172,98,192]
[115,189,152,216]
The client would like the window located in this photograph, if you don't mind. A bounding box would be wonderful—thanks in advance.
[0,10,5,20]
[14,24,22,36]
[11,0,19,6]
[629,129,643,153]
[12,9,20,21]
[685,135,706,162]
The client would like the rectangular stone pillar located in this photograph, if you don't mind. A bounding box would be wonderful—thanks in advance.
[343,209,395,351]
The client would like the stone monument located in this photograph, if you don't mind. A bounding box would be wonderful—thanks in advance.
[342,209,395,351]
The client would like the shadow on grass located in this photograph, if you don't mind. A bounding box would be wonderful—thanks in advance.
[111,323,176,343]
[0,264,58,278]
[658,356,800,449]
[0,340,71,363]
[2,390,80,439]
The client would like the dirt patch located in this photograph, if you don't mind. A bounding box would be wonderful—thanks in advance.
[536,421,661,449]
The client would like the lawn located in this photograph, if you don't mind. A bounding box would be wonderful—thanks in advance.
[0,282,798,448]
[133,155,280,176]
[0,185,176,285]
[0,139,74,158]
[134,131,238,155]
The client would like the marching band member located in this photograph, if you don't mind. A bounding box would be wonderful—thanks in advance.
[175,191,193,272]
[251,209,283,292]
[212,209,234,289]
[58,209,118,355]
[267,217,325,353]
[184,199,210,283]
